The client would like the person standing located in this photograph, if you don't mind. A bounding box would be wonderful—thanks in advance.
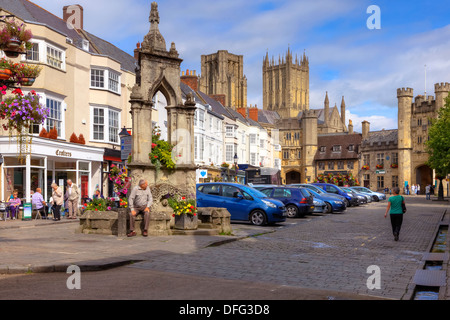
[425,184,431,200]
[384,187,406,241]
[51,183,64,221]
[65,179,80,219]
[127,179,153,237]
[31,188,47,219]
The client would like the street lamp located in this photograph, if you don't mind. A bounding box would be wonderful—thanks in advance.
[119,127,131,138]
[234,153,239,181]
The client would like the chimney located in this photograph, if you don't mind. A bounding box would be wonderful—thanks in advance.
[63,5,84,30]
[362,120,370,140]
[180,69,199,91]
[134,42,140,60]
[236,107,247,118]
[348,119,353,134]
[249,105,259,122]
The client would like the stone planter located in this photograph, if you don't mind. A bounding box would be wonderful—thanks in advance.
[78,210,119,235]
[174,214,198,230]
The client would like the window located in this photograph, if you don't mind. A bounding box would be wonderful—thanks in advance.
[274,188,291,198]
[318,162,325,170]
[250,134,257,144]
[337,161,344,170]
[91,69,105,88]
[90,68,121,94]
[392,176,399,188]
[297,150,301,159]
[377,176,384,189]
[91,106,120,143]
[225,126,234,137]
[93,108,105,141]
[391,153,398,166]
[225,144,234,162]
[47,45,64,69]
[347,161,354,170]
[348,144,354,152]
[363,154,370,166]
[26,43,39,62]
[198,110,205,129]
[250,153,256,166]
[46,98,62,137]
[376,153,384,166]
[332,145,341,152]
[328,161,334,170]
[222,185,241,198]
[260,139,265,148]
[108,110,119,143]
[319,146,326,152]
[283,150,289,159]
[418,136,423,144]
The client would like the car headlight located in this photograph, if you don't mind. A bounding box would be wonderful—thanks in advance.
[334,201,343,205]
[262,200,276,208]
[347,193,353,197]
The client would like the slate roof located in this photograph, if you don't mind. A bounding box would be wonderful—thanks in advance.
[196,90,234,120]
[257,109,280,125]
[315,133,362,161]
[361,129,398,148]
[180,82,224,119]
[0,0,136,73]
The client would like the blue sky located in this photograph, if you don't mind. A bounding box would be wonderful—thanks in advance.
[33,0,450,132]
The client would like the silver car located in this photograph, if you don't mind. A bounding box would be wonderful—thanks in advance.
[350,186,386,201]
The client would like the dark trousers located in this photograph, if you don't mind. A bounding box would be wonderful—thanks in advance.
[390,214,403,236]
[129,206,150,232]
[53,205,61,220]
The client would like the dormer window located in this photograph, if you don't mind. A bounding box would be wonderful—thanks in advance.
[332,145,341,152]
[319,146,326,152]
[348,144,354,152]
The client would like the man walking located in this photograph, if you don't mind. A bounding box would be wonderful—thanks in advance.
[65,179,80,219]
[128,179,153,237]
[425,184,431,200]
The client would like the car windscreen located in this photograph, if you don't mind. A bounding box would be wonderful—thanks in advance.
[245,187,268,198]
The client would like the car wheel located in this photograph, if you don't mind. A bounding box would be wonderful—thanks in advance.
[286,205,298,218]
[250,210,267,226]
[373,195,379,202]
[325,202,333,213]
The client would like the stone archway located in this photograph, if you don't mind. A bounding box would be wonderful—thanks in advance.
[286,170,301,185]
[415,164,433,194]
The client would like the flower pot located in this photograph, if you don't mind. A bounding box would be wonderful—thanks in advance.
[3,50,20,58]
[0,68,12,80]
[6,37,21,49]
[174,214,198,230]
[20,77,36,86]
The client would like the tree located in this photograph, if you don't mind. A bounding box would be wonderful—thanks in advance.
[425,94,450,200]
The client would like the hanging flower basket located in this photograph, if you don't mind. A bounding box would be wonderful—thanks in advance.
[19,77,35,86]
[0,57,12,81]
[362,165,369,170]
[10,63,41,86]
[390,163,398,168]
[375,164,384,169]
[0,18,33,53]
[0,88,48,162]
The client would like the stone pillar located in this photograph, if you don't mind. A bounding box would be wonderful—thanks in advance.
[302,110,318,182]
[397,87,414,193]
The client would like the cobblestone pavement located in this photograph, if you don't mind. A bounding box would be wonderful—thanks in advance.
[129,196,448,300]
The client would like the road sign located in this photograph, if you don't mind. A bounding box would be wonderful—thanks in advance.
[120,136,132,161]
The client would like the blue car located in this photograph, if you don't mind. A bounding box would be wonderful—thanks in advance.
[305,188,347,213]
[196,183,287,226]
[258,186,315,218]
[312,183,359,207]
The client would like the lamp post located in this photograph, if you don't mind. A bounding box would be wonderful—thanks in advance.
[119,127,132,162]
[234,153,239,182]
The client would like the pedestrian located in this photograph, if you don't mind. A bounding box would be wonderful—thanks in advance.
[417,184,420,195]
[65,179,80,219]
[406,184,409,195]
[31,188,47,219]
[8,190,21,220]
[127,179,153,237]
[425,184,431,200]
[411,184,416,195]
[51,183,64,221]
[384,187,406,241]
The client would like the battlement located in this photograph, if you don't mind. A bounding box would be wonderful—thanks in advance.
[397,87,414,97]
[302,109,318,119]
[434,82,450,93]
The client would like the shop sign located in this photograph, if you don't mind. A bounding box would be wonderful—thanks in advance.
[56,150,72,157]
[23,202,32,220]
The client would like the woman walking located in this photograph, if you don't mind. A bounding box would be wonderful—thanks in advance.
[384,187,406,241]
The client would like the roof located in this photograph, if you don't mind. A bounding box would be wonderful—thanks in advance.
[179,82,224,120]
[362,129,398,148]
[196,90,234,120]
[0,0,136,73]
[315,133,362,161]
[258,109,281,124]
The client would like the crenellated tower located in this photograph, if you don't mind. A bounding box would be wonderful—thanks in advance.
[434,82,450,110]
[397,87,414,190]
[263,48,309,118]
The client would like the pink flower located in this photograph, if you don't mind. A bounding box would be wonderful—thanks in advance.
[107,206,111,210]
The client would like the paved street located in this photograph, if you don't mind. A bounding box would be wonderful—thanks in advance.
[0,195,448,301]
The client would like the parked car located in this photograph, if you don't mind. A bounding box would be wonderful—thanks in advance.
[196,183,287,226]
[301,188,347,213]
[248,184,280,191]
[312,197,327,214]
[340,187,369,204]
[312,183,359,207]
[349,186,386,201]
[258,186,315,218]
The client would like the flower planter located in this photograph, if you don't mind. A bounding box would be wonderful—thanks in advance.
[174,214,198,230]
[6,37,21,49]
[2,50,21,58]
[0,68,12,80]
[20,77,36,86]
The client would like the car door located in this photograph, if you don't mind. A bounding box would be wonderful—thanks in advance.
[221,185,249,221]
[197,184,221,208]
[272,188,291,206]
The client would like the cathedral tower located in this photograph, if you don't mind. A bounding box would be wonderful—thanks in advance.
[199,50,247,109]
[263,48,309,118]
[397,87,414,190]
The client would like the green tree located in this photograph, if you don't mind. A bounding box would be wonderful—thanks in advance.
[425,94,450,200]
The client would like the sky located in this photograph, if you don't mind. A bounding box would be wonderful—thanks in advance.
[32,0,450,132]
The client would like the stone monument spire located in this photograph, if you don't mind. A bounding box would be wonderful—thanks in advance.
[142,1,166,51]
